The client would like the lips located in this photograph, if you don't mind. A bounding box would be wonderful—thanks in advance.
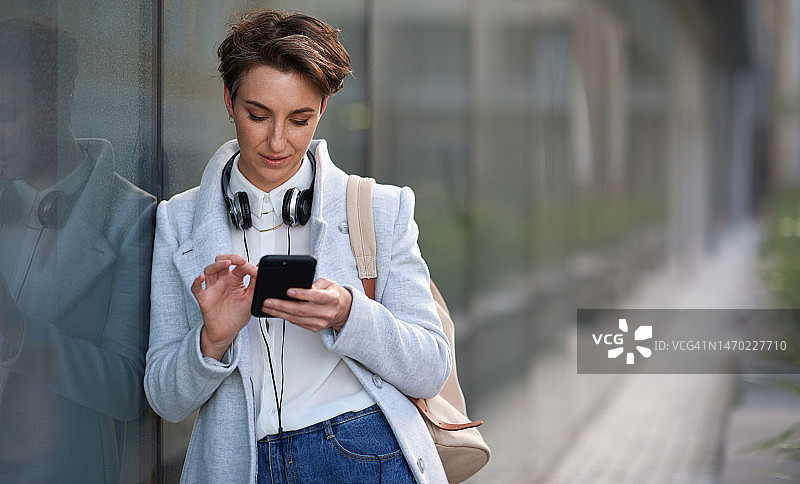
[259,153,290,167]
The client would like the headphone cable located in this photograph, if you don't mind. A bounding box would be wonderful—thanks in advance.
[246,228,288,479]
[257,227,292,480]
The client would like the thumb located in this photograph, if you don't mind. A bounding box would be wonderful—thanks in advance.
[191,274,206,299]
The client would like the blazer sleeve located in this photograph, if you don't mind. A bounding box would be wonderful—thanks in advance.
[144,199,239,423]
[324,186,451,399]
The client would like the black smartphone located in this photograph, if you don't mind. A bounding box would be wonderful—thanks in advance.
[250,255,317,317]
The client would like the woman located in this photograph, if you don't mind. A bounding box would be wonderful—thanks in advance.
[144,9,450,483]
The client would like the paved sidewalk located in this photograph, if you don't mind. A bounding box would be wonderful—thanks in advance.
[721,372,800,484]
[466,223,770,483]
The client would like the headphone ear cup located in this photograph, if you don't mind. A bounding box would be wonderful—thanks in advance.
[233,191,252,230]
[38,190,67,229]
[282,187,300,227]
[297,189,312,226]
[281,188,312,227]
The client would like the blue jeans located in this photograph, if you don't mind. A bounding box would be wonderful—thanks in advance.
[257,405,415,484]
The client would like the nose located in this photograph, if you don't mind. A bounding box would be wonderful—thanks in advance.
[267,120,286,154]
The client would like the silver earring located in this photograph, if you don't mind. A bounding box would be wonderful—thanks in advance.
[229,116,235,124]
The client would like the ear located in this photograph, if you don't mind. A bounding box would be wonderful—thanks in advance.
[224,85,234,118]
[320,97,328,116]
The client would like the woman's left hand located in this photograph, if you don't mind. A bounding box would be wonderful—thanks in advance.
[262,278,352,332]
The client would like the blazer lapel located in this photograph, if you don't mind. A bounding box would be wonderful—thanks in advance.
[21,140,118,322]
[25,216,115,324]
[174,140,237,328]
[308,140,352,285]
[172,216,232,315]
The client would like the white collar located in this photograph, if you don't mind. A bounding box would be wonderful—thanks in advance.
[228,153,313,224]
[15,145,93,211]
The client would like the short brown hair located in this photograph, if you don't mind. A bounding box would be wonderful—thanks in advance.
[217,9,352,101]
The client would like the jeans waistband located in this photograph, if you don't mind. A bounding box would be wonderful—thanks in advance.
[258,404,381,443]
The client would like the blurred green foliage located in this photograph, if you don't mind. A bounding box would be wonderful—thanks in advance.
[743,420,800,462]
[414,185,667,311]
[751,190,800,467]
[760,189,800,309]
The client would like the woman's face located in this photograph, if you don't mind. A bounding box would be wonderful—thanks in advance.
[224,65,326,192]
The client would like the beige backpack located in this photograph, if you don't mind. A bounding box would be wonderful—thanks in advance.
[346,175,491,483]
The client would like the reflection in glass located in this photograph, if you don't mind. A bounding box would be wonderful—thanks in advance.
[0,16,155,482]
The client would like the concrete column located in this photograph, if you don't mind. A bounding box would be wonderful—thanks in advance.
[667,18,711,273]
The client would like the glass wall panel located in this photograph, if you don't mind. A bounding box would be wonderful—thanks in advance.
[370,0,471,311]
[474,5,574,285]
[0,1,157,482]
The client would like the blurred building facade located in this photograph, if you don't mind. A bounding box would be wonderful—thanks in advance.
[2,0,797,481]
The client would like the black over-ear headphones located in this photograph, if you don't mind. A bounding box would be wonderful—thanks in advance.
[37,190,80,228]
[0,179,82,229]
[221,149,316,230]
[0,145,92,229]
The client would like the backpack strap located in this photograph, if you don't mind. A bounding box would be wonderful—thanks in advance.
[346,174,377,299]
[345,174,484,432]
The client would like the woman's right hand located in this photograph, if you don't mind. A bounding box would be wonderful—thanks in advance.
[191,253,257,361]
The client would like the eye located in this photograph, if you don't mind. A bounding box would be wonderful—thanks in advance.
[248,112,267,122]
[291,119,310,127]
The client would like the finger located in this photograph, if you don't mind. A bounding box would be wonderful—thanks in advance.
[264,298,337,323]
[264,298,307,317]
[203,261,230,287]
[244,271,258,298]
[260,303,299,323]
[190,273,206,298]
[285,287,313,302]
[288,287,337,305]
[209,259,238,279]
[261,306,326,332]
[215,253,247,265]
[230,261,258,280]
[204,259,232,278]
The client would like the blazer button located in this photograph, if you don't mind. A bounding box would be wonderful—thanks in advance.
[338,221,348,233]
[417,457,425,473]
[372,374,383,388]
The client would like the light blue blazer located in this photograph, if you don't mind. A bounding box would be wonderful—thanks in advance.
[145,139,451,483]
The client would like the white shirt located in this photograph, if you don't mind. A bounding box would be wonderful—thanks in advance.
[0,148,93,404]
[227,154,374,439]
